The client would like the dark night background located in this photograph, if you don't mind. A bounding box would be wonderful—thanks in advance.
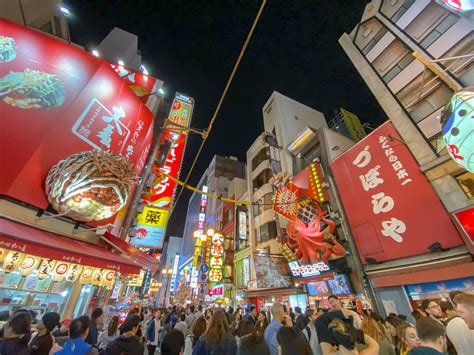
[67,0,385,240]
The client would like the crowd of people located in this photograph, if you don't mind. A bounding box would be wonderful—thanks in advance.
[0,291,471,355]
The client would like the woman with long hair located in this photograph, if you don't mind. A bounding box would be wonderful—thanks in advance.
[230,312,242,336]
[255,311,269,334]
[397,323,420,355]
[98,315,120,351]
[361,316,395,355]
[192,310,237,355]
[384,315,406,352]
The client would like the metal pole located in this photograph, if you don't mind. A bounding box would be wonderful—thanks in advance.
[18,0,27,26]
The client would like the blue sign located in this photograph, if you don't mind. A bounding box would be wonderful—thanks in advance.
[130,225,165,248]
[200,264,209,273]
[405,277,474,295]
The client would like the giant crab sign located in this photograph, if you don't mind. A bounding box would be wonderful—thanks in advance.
[273,163,345,266]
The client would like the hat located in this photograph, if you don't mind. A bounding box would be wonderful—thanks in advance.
[42,312,60,332]
[62,319,72,326]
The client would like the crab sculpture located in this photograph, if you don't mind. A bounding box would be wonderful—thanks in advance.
[285,207,345,264]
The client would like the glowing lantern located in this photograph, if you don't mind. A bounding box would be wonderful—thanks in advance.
[441,87,474,172]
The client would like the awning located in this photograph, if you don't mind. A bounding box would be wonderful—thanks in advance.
[101,232,159,273]
[0,218,140,275]
[245,287,298,298]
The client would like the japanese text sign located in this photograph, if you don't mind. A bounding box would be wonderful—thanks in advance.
[0,19,154,230]
[330,121,462,263]
[130,207,169,248]
[110,63,157,103]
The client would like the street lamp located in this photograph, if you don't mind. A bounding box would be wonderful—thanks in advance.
[91,49,99,57]
[58,6,71,16]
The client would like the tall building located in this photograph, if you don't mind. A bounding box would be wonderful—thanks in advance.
[2,0,70,42]
[339,0,473,317]
[176,155,245,302]
[156,236,182,307]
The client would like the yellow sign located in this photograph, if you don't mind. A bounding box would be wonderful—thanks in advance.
[137,207,169,228]
[128,270,145,287]
[340,108,366,141]
[65,264,83,282]
[52,262,70,282]
[80,266,95,285]
[3,251,23,273]
[38,259,56,279]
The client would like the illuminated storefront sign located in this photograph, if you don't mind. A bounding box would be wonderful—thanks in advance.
[243,257,250,286]
[288,260,330,278]
[331,121,463,263]
[239,211,247,240]
[169,254,180,292]
[109,63,157,103]
[128,270,146,287]
[208,233,224,282]
[190,266,199,288]
[138,93,194,248]
[131,207,169,248]
[0,19,154,231]
[209,284,224,299]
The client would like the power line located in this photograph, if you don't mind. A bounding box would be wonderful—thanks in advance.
[169,0,267,217]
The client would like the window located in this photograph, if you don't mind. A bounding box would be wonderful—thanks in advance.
[39,21,53,34]
[382,52,415,83]
[252,148,269,171]
[253,168,272,190]
[362,28,388,55]
[456,172,474,199]
[254,193,273,216]
[420,14,458,49]
[391,0,415,22]
[259,221,278,243]
[53,16,63,38]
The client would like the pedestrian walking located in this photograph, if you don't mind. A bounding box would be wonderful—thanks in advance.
[85,308,104,348]
[361,315,395,355]
[54,316,99,355]
[238,331,270,355]
[256,311,269,334]
[294,306,308,331]
[397,323,421,355]
[174,313,189,337]
[106,314,144,355]
[277,326,312,355]
[446,292,474,355]
[244,307,257,325]
[145,309,164,355]
[409,317,447,355]
[264,302,285,355]
[192,310,237,355]
[29,311,60,355]
[302,309,322,355]
[0,311,32,355]
[97,315,120,352]
[161,329,185,355]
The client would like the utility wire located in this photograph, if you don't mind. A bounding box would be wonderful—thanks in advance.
[169,0,267,217]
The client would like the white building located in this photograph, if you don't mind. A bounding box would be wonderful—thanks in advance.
[339,0,473,318]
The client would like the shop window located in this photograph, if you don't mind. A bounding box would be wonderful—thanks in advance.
[391,0,415,22]
[420,14,458,49]
[253,168,272,191]
[252,148,269,171]
[456,172,474,199]
[382,53,415,83]
[362,28,388,55]
[259,221,278,243]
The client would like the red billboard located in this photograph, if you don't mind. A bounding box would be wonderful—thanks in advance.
[330,121,463,263]
[110,63,158,103]
[0,19,153,228]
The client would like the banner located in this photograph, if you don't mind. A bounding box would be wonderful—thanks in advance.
[131,207,169,248]
[331,121,462,263]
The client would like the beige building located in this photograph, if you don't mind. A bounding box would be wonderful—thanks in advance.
[339,0,473,318]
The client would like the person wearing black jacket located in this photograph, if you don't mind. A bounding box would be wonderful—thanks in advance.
[106,314,144,355]
[85,308,103,348]
[294,307,308,331]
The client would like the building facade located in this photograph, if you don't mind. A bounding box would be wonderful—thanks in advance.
[339,0,473,317]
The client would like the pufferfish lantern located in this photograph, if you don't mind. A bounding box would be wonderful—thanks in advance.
[45,150,136,222]
[441,87,474,172]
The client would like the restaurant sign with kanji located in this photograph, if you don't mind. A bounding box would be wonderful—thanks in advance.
[330,121,463,263]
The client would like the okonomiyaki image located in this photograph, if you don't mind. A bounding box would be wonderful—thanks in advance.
[0,36,17,62]
[0,68,65,109]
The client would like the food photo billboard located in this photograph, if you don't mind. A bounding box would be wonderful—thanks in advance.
[0,19,153,229]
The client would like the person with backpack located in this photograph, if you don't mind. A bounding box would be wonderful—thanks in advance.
[302,309,322,355]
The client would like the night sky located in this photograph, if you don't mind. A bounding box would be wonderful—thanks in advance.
[68,0,385,239]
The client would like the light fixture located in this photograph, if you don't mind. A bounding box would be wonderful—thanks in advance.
[207,228,215,237]
[158,88,165,95]
[168,268,173,274]
[59,6,71,16]
[161,269,166,275]
[193,230,201,239]
[200,234,207,242]
[118,59,125,66]
[91,50,99,57]
[140,65,149,76]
